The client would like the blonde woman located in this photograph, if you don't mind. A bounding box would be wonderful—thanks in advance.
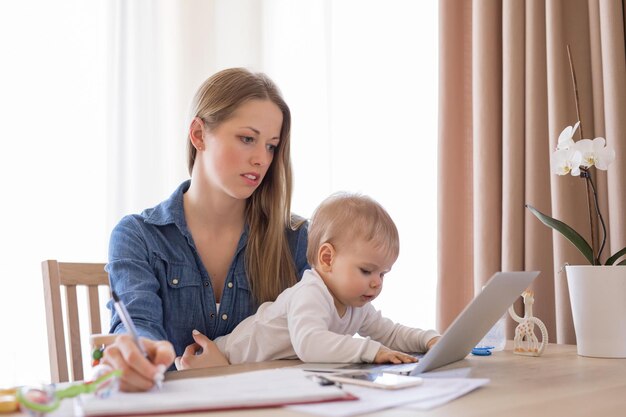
[103,68,309,392]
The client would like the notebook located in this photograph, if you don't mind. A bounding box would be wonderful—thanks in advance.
[301,271,540,376]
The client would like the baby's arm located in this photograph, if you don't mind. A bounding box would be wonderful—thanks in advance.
[359,305,441,353]
[287,286,381,363]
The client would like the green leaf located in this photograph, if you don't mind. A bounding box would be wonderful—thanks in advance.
[606,246,626,265]
[526,204,594,264]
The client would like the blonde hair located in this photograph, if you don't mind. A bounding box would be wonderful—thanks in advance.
[306,192,400,266]
[188,68,300,305]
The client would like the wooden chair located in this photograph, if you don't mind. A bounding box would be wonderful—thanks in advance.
[42,260,115,383]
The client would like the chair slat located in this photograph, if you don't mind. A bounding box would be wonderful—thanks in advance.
[64,285,84,382]
[87,286,102,335]
[42,260,69,383]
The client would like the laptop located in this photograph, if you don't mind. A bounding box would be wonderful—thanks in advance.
[300,271,540,376]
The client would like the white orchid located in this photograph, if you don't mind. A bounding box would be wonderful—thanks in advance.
[574,137,616,170]
[551,121,615,175]
[529,121,626,266]
[556,121,580,150]
[551,148,582,176]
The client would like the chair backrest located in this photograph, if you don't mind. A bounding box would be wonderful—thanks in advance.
[41,260,110,383]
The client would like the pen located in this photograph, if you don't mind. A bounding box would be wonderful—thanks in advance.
[111,291,164,389]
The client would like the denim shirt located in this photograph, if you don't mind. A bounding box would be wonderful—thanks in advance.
[106,180,309,357]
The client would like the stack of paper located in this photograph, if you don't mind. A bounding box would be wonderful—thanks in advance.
[288,377,489,416]
[78,368,355,416]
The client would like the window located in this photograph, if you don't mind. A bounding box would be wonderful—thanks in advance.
[0,0,437,386]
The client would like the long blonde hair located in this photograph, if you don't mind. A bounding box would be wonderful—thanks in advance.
[187,68,300,305]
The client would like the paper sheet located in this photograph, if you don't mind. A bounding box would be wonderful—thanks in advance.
[78,368,352,416]
[288,377,489,417]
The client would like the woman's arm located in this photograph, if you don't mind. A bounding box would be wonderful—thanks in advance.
[107,215,168,341]
[105,215,175,391]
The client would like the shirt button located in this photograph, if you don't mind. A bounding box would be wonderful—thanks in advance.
[172,278,179,285]
[204,281,209,287]
[227,282,233,288]
[221,314,228,321]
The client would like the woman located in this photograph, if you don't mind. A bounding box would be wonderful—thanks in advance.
[102,68,309,391]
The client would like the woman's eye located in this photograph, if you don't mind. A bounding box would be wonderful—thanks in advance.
[266,144,277,153]
[240,136,254,144]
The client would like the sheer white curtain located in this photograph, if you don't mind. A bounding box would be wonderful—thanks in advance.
[109,0,438,332]
[0,0,108,385]
[0,0,437,386]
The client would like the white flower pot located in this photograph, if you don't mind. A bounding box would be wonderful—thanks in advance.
[566,265,626,358]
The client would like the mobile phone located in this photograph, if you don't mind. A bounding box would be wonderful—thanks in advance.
[323,371,423,390]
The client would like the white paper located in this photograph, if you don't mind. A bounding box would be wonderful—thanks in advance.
[288,377,489,417]
[78,368,351,416]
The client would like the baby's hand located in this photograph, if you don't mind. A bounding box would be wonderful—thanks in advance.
[373,346,418,364]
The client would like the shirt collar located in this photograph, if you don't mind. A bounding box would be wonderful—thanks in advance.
[143,180,190,229]
[142,179,250,247]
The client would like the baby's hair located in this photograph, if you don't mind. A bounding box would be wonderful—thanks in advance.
[306,192,400,266]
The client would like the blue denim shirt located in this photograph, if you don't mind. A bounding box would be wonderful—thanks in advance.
[106,180,309,357]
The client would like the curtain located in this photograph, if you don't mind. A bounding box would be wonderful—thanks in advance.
[106,0,264,227]
[438,0,626,344]
[108,0,441,333]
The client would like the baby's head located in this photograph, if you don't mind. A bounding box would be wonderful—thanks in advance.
[307,192,400,312]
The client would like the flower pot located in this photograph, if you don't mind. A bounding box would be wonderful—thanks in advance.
[566,265,626,358]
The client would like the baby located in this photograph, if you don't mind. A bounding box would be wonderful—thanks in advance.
[176,192,440,369]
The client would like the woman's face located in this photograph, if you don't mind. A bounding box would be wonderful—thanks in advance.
[198,99,283,200]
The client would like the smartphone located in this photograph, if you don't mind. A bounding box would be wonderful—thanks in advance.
[323,371,423,390]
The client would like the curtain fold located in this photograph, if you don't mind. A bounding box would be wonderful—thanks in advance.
[439,0,626,344]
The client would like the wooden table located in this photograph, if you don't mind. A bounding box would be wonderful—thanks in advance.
[165,343,626,416]
[11,343,626,416]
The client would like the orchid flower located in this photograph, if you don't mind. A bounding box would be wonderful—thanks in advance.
[556,121,580,150]
[551,148,582,176]
[573,137,616,170]
[528,121,626,266]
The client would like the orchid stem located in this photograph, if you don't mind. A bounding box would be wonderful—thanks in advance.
[568,44,601,263]
[583,169,607,263]
[567,45,584,139]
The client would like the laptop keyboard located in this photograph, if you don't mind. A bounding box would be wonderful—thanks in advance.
[334,353,424,375]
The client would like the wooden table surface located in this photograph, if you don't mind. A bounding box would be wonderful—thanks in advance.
[163,343,626,416]
[10,343,626,416]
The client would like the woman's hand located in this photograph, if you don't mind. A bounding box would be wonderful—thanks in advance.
[175,329,230,370]
[102,334,175,392]
[373,346,418,364]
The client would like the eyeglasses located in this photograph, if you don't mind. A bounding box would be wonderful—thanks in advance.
[15,365,121,415]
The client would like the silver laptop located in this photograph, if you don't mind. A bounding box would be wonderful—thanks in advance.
[301,271,540,376]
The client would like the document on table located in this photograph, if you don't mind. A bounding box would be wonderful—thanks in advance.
[288,377,489,417]
[78,368,355,416]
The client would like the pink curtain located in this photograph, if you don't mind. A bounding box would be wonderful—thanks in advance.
[438,0,626,344]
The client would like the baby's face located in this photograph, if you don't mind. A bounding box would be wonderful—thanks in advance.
[325,239,396,311]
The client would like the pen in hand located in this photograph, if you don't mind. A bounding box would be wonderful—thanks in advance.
[111,291,165,389]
